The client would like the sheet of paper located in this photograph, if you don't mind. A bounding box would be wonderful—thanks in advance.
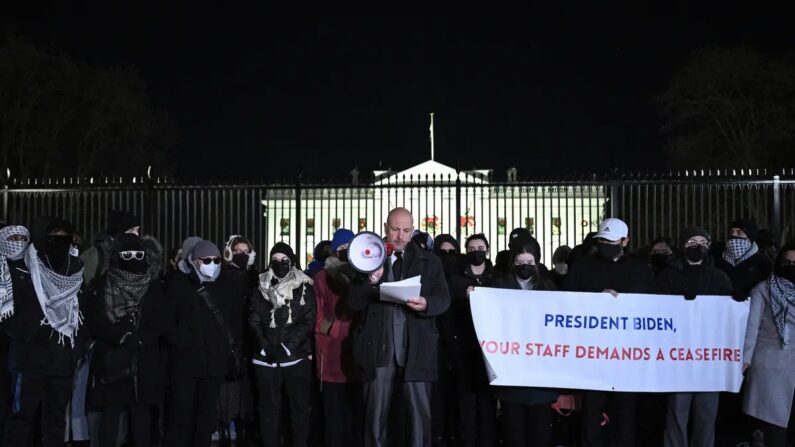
[380,275,422,304]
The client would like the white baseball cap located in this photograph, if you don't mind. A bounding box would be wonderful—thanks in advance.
[594,218,628,241]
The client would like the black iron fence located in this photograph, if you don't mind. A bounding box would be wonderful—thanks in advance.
[3,169,794,268]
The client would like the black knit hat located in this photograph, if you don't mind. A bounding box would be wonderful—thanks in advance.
[270,242,296,264]
[729,219,759,242]
[679,226,711,248]
[107,210,140,236]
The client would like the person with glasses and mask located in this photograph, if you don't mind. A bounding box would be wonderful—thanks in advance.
[2,217,87,447]
[85,233,169,447]
[249,242,315,447]
[164,239,235,447]
[446,233,500,447]
[492,237,558,447]
[648,236,680,276]
[563,217,656,447]
[742,243,795,447]
[654,227,733,447]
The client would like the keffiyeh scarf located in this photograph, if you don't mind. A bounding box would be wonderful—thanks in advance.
[723,238,758,267]
[258,267,313,328]
[769,275,795,349]
[0,226,30,320]
[24,244,84,346]
[105,267,150,323]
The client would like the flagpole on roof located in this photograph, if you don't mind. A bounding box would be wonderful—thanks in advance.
[429,112,435,161]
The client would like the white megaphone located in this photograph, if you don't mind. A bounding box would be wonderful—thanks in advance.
[348,231,390,273]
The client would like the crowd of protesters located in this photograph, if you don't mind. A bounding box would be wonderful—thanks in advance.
[0,207,793,447]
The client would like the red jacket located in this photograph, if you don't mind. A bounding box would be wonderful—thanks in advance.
[313,265,354,383]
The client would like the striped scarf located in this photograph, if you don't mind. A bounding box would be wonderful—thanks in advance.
[769,275,795,349]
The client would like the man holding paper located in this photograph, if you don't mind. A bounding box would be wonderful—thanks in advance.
[348,207,451,447]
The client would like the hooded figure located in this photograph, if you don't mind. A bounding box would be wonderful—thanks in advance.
[86,233,169,447]
[0,225,30,321]
[80,210,140,289]
[3,217,86,447]
[433,233,463,278]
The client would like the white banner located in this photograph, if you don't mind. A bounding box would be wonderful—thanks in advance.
[469,288,750,392]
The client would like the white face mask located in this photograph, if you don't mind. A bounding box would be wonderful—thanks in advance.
[199,262,220,278]
[69,245,79,258]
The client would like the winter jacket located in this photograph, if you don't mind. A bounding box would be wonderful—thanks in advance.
[562,254,657,294]
[249,270,316,366]
[347,242,451,382]
[165,269,237,379]
[3,258,87,376]
[714,252,773,300]
[314,259,355,383]
[87,276,172,407]
[656,261,733,298]
[445,261,498,392]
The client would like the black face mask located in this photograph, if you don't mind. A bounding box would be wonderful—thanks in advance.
[337,249,349,263]
[513,264,537,280]
[270,259,291,278]
[775,264,795,283]
[118,258,148,274]
[649,253,670,270]
[597,243,622,260]
[231,253,250,269]
[41,234,72,271]
[684,246,707,263]
[467,251,487,267]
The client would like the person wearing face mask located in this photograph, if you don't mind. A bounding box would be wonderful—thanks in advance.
[648,237,681,276]
[741,243,795,447]
[249,242,316,447]
[653,227,733,447]
[81,210,141,291]
[491,239,558,447]
[312,229,362,447]
[305,240,333,278]
[433,233,464,279]
[85,233,169,447]
[494,228,549,279]
[164,239,235,447]
[562,217,656,447]
[0,225,30,441]
[549,245,572,289]
[714,219,773,301]
[445,233,499,447]
[2,217,87,447]
[217,234,257,446]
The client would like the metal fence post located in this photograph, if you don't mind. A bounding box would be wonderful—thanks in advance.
[772,175,782,245]
[295,170,303,267]
[455,170,462,243]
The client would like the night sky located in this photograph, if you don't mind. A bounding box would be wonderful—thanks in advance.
[5,6,793,181]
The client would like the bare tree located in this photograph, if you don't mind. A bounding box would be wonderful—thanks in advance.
[657,46,795,169]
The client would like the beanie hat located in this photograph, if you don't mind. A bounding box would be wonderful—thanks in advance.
[729,219,759,242]
[107,210,140,236]
[679,226,711,248]
[331,229,355,252]
[510,234,541,263]
[191,240,220,259]
[270,242,296,264]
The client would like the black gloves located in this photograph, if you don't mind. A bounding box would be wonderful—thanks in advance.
[731,290,749,302]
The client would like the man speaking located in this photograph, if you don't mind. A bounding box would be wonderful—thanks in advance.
[348,207,451,447]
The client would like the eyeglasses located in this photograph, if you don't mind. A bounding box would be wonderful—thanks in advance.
[685,240,710,248]
[119,251,145,261]
[199,257,221,265]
